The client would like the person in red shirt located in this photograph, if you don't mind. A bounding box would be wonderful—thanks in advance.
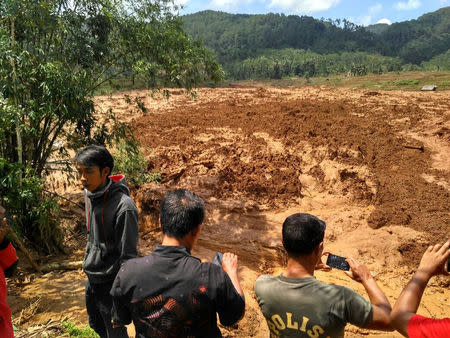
[391,241,450,337]
[0,204,19,338]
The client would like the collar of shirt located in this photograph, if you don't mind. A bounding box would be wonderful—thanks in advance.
[154,244,192,257]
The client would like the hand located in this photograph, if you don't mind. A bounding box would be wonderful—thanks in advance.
[316,251,332,271]
[222,252,239,276]
[416,241,450,278]
[345,257,372,283]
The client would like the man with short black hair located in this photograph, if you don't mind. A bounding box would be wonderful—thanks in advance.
[254,213,393,337]
[75,145,138,338]
[111,189,245,338]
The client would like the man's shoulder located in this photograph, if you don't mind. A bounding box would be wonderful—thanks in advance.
[117,255,152,281]
[255,274,277,285]
[113,193,137,212]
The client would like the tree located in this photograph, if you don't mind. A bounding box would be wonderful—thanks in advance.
[0,0,223,253]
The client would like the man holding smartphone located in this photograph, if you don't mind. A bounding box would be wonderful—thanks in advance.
[110,189,245,337]
[391,241,450,337]
[254,213,393,337]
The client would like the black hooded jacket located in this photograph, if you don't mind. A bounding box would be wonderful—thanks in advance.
[82,174,139,284]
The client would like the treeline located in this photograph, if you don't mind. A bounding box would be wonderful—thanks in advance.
[182,7,450,79]
[183,11,380,65]
[230,50,402,80]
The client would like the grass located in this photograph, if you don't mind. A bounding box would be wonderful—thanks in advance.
[61,321,99,338]
[229,71,450,91]
[93,71,450,96]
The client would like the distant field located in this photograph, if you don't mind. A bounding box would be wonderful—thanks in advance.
[95,71,450,96]
[229,71,450,91]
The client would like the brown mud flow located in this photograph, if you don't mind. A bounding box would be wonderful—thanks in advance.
[10,86,449,337]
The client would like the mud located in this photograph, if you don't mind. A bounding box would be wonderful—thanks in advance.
[10,86,449,337]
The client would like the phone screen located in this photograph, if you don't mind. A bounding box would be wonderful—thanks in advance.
[447,257,450,273]
[326,254,350,271]
[212,252,223,266]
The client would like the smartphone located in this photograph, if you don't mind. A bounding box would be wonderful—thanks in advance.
[212,252,223,266]
[447,257,450,273]
[326,253,350,271]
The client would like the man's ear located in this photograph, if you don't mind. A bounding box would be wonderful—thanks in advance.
[101,166,110,177]
[191,225,201,239]
[315,241,324,256]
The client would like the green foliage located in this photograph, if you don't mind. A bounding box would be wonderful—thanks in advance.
[394,79,419,85]
[61,321,99,338]
[0,0,221,251]
[380,7,450,64]
[0,158,62,254]
[182,11,380,67]
[422,49,450,70]
[183,7,450,76]
[229,49,402,80]
[113,142,161,186]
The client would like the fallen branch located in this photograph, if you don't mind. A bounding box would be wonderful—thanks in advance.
[403,144,424,152]
[40,260,83,274]
[7,228,41,273]
[43,189,84,209]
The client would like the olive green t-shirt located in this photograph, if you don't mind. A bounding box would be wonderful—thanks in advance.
[254,275,373,338]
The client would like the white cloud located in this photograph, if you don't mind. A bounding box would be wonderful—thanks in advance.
[359,15,372,26]
[268,0,340,14]
[440,0,448,4]
[353,3,382,26]
[377,18,392,25]
[394,0,421,10]
[174,0,189,5]
[369,3,382,15]
[208,0,255,12]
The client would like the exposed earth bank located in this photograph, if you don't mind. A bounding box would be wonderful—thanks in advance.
[10,86,450,337]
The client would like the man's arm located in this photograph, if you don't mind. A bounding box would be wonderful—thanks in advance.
[217,252,245,326]
[115,208,139,265]
[110,272,133,327]
[346,258,393,331]
[391,241,450,337]
[222,252,244,297]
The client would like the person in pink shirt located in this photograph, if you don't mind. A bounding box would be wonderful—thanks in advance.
[391,241,450,337]
[0,204,18,338]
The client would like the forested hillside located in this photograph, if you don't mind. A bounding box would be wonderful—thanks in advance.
[380,7,450,64]
[182,7,450,79]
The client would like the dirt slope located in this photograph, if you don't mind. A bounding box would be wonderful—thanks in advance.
[11,86,449,337]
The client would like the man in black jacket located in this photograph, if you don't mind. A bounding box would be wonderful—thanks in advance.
[75,145,138,338]
[111,189,245,338]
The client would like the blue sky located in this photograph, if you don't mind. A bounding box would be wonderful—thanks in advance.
[176,0,449,26]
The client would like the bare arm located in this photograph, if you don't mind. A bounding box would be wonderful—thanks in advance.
[391,241,450,337]
[346,258,393,331]
[222,252,244,298]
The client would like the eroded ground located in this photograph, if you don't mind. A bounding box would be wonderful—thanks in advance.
[10,86,450,337]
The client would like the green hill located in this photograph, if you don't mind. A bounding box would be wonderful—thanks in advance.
[366,23,389,35]
[182,7,450,66]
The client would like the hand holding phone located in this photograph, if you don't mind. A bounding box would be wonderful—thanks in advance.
[326,253,350,271]
[212,252,223,266]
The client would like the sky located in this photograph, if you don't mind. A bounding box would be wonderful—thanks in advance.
[176,0,449,26]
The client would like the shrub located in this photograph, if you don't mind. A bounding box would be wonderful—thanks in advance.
[113,142,161,186]
[61,321,99,338]
[0,158,62,254]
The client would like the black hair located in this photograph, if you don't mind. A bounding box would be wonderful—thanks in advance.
[160,189,205,238]
[74,145,114,173]
[282,213,326,256]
